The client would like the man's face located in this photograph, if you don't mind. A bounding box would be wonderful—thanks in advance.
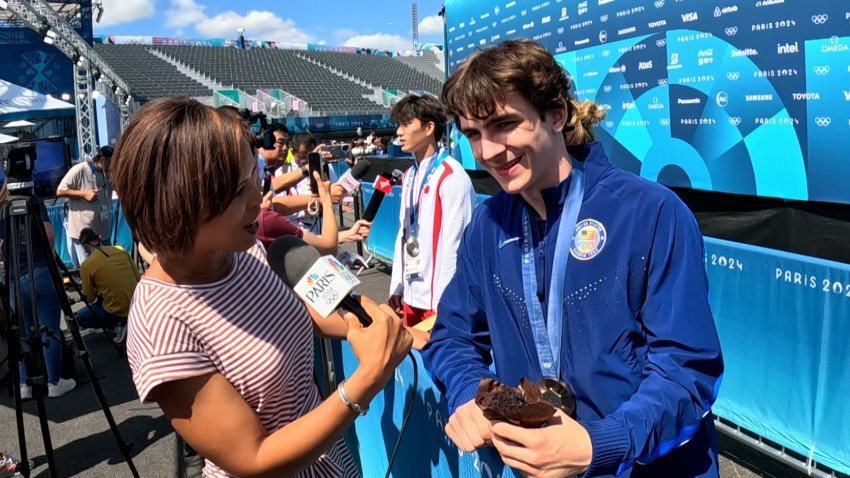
[458,92,566,196]
[396,118,433,155]
[259,131,289,165]
[94,156,111,173]
[292,144,310,166]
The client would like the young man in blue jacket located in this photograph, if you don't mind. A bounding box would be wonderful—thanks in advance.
[422,40,724,477]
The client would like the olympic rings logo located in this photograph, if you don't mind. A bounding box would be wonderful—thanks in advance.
[600,14,609,22]
[654,0,665,8]
[728,117,742,126]
[660,119,670,126]
[605,120,615,128]
[727,72,740,80]
[814,117,832,127]
[656,38,667,47]
[602,85,613,93]
[725,26,738,36]
[812,14,829,25]
[813,65,830,75]
[657,78,668,86]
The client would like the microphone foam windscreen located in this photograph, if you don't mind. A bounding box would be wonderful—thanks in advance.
[267,235,322,288]
[350,159,371,180]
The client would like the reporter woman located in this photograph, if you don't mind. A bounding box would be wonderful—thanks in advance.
[111,97,411,477]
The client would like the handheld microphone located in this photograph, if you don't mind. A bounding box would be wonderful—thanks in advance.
[362,169,403,222]
[335,159,371,194]
[268,235,373,326]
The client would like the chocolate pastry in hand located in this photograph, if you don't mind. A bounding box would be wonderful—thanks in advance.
[475,378,558,428]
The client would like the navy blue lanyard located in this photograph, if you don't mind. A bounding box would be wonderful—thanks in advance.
[407,150,448,236]
[520,161,585,379]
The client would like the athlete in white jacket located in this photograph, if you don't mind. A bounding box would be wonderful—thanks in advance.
[388,95,476,326]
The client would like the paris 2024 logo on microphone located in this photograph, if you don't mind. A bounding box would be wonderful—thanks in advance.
[295,256,361,317]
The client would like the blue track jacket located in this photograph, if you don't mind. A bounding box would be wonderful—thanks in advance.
[423,142,724,477]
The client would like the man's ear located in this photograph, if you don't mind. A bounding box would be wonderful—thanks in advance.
[549,100,568,134]
[424,120,436,137]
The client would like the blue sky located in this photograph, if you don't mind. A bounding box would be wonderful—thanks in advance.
[93,0,445,51]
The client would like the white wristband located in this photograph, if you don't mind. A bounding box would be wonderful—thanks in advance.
[337,379,368,416]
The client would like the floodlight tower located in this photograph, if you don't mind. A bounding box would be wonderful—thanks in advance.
[411,1,419,50]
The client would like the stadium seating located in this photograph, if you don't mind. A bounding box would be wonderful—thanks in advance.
[93,44,213,102]
[298,50,443,95]
[394,50,445,82]
[93,44,445,116]
[153,46,389,116]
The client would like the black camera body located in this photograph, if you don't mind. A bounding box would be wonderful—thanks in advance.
[1,142,37,192]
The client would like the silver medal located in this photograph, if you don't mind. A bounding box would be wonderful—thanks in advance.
[405,236,420,257]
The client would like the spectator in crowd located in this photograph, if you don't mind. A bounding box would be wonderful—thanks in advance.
[276,133,343,231]
[110,97,411,478]
[256,172,371,255]
[423,40,723,477]
[76,227,140,343]
[255,123,314,195]
[388,94,476,327]
[56,146,114,268]
[0,181,76,400]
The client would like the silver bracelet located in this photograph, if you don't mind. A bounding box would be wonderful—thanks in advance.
[306,197,320,216]
[337,379,368,416]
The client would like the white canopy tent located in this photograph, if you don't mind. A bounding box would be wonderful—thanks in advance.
[0,78,74,122]
[0,133,19,144]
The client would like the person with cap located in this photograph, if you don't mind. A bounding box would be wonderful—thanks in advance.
[56,146,114,268]
[77,227,140,343]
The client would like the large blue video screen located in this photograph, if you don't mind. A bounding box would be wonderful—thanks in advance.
[445,0,850,204]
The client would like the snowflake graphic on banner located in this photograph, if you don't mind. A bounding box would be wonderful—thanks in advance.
[19,51,60,94]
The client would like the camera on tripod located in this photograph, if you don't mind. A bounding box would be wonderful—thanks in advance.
[1,142,36,195]
[1,142,139,477]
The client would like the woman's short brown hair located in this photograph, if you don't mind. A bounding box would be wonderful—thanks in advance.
[111,97,251,258]
[442,40,605,145]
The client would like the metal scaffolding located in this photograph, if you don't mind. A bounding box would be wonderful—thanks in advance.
[1,0,132,159]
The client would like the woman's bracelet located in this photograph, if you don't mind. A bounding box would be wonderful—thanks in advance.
[306,197,319,216]
[337,379,368,416]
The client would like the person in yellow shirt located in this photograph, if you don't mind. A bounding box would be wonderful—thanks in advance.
[77,227,140,343]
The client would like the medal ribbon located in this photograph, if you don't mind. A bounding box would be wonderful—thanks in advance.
[519,161,585,379]
[407,149,448,238]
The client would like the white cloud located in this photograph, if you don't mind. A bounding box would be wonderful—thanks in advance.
[343,33,413,52]
[165,0,206,28]
[333,29,359,42]
[418,15,444,36]
[96,0,155,26]
[196,10,314,43]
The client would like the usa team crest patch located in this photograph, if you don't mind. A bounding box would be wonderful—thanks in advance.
[570,219,607,261]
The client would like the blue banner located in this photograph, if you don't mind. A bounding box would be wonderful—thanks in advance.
[282,114,393,133]
[444,0,850,205]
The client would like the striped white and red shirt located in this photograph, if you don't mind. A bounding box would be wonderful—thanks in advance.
[127,243,358,478]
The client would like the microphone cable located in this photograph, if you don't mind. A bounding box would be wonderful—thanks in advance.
[384,351,418,478]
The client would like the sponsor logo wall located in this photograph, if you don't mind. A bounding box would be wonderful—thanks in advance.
[445,0,850,204]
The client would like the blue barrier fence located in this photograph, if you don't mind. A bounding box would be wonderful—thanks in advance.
[704,238,850,473]
[332,341,519,478]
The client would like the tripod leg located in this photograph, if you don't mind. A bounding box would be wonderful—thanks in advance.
[29,197,140,477]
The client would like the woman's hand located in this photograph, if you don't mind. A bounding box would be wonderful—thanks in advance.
[313,172,333,209]
[344,297,412,386]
